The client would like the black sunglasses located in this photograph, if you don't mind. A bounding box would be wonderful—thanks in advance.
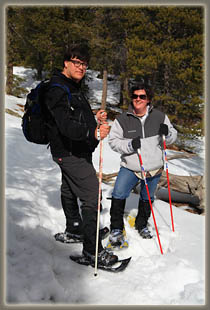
[132,94,147,100]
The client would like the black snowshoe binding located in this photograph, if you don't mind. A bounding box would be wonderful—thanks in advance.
[70,248,131,272]
[55,226,110,244]
[106,229,129,250]
[138,227,153,239]
[83,249,118,267]
[54,231,83,243]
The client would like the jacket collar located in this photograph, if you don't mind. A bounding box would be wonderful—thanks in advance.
[52,68,82,91]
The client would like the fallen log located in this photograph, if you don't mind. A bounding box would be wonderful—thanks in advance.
[155,188,202,214]
[156,171,204,214]
[167,153,196,160]
[96,170,204,214]
[157,171,203,195]
[96,172,118,184]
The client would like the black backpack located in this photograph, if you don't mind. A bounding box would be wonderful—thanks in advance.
[22,80,71,145]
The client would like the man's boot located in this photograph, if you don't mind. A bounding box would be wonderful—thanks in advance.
[54,194,83,243]
[82,207,118,267]
[110,197,126,231]
[61,194,83,235]
[107,198,128,248]
[135,200,152,239]
[82,207,103,255]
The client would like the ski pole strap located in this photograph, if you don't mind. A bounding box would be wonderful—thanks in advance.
[137,149,147,184]
[96,127,101,141]
[162,135,169,169]
[162,135,167,156]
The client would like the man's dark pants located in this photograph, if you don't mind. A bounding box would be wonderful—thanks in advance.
[53,155,103,255]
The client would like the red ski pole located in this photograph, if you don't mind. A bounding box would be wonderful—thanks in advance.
[162,135,175,232]
[137,149,163,255]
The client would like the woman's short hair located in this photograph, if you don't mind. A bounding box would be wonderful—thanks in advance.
[130,83,153,102]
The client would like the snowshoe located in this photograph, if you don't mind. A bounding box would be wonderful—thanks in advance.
[126,215,153,239]
[54,231,83,243]
[55,226,110,244]
[70,249,131,272]
[83,248,118,266]
[138,227,153,239]
[106,229,129,250]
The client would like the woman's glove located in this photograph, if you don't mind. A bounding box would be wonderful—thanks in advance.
[159,123,168,136]
[131,136,141,151]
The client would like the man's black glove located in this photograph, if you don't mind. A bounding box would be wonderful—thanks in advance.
[159,123,168,136]
[131,136,141,151]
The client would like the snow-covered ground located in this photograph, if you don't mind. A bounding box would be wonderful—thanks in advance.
[4,67,205,305]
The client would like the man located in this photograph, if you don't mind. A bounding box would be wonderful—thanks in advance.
[107,83,177,248]
[45,44,118,266]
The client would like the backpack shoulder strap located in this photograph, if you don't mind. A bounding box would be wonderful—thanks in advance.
[50,82,72,102]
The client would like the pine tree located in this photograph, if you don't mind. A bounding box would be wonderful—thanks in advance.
[6,7,27,94]
[88,7,117,109]
[126,6,204,136]
[6,6,204,137]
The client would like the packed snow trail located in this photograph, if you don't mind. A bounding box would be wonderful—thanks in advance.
[5,112,205,305]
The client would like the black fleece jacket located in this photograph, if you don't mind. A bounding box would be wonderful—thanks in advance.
[45,69,99,157]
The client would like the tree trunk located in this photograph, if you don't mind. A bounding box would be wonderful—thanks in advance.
[36,52,43,80]
[6,23,14,95]
[6,62,13,95]
[123,77,129,108]
[164,63,170,96]
[119,80,123,106]
[119,76,129,108]
[101,68,108,110]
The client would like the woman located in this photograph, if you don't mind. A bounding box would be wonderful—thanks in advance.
[108,83,177,248]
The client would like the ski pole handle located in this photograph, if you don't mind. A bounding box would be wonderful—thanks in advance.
[97,110,107,125]
[162,135,168,167]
